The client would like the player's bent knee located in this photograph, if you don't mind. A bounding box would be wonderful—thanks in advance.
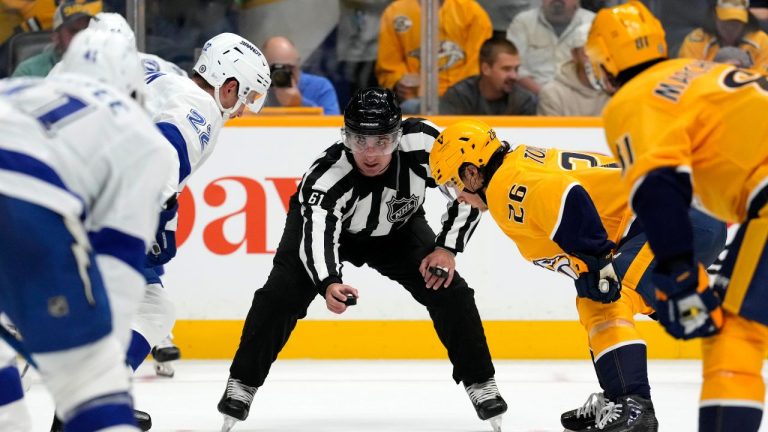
[32,335,131,417]
[701,312,768,404]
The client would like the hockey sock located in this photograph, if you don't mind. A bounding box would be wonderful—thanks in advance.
[593,343,650,400]
[126,331,151,372]
[699,406,762,432]
[0,365,23,406]
[64,392,137,432]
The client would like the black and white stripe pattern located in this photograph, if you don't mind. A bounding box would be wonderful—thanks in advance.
[297,117,482,287]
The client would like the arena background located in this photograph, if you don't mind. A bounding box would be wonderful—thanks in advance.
[163,116,706,360]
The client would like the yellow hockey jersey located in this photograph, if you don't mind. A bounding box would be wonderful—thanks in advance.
[602,58,768,223]
[375,0,492,95]
[678,28,768,74]
[485,144,631,279]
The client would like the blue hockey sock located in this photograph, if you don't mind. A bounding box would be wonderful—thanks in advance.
[0,365,24,406]
[593,343,651,400]
[700,405,762,432]
[64,392,136,432]
[126,330,151,372]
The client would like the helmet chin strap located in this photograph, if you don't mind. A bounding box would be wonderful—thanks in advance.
[213,85,242,120]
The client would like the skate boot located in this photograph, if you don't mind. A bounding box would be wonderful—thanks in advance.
[218,376,257,432]
[561,392,607,431]
[588,394,658,431]
[152,335,181,378]
[464,377,507,432]
[134,409,152,431]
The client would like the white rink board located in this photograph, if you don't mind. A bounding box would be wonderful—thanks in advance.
[163,125,613,320]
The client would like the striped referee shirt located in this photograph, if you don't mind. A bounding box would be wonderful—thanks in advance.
[297,117,482,293]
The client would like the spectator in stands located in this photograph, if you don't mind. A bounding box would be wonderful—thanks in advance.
[713,45,755,66]
[439,38,536,115]
[537,22,608,116]
[337,0,390,100]
[506,0,594,95]
[476,0,538,40]
[263,35,341,115]
[376,0,493,114]
[11,0,100,77]
[679,0,768,74]
[748,0,768,33]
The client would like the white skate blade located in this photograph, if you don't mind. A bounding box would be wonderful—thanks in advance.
[154,360,175,378]
[221,415,239,432]
[488,414,502,432]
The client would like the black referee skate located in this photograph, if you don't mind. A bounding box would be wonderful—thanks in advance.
[217,376,257,432]
[464,377,507,432]
[561,393,658,431]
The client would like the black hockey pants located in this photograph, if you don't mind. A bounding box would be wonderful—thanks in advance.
[229,197,495,388]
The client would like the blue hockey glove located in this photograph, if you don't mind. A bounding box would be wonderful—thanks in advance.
[573,252,622,303]
[653,262,723,340]
[145,199,178,267]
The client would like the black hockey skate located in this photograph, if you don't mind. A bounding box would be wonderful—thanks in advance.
[134,409,152,431]
[563,393,658,431]
[152,335,181,378]
[464,377,507,432]
[218,376,257,432]
[561,392,607,431]
[50,409,151,431]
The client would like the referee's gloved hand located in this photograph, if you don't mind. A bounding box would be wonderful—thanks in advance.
[325,283,359,315]
[653,262,722,340]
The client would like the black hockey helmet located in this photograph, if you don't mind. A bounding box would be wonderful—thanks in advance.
[342,87,402,155]
[344,87,402,135]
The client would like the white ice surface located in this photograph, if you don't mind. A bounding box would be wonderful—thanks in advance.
[22,359,768,432]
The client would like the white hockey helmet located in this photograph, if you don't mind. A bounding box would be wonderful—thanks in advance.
[88,12,136,46]
[193,32,271,118]
[56,27,143,98]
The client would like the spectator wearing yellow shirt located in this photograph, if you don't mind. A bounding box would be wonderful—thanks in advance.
[375,0,492,113]
[679,0,768,74]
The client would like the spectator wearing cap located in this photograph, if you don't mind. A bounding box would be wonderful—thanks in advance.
[679,0,768,74]
[11,0,101,77]
[537,22,608,116]
[505,0,594,95]
[439,38,536,115]
[262,35,340,115]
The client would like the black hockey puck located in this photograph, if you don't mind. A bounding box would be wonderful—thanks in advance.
[343,294,357,306]
[428,266,448,278]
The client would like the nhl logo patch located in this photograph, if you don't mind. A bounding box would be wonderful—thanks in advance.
[386,194,419,223]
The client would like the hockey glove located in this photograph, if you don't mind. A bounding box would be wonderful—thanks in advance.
[653,262,723,340]
[146,199,179,267]
[573,252,622,303]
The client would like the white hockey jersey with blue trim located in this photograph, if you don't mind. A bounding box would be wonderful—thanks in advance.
[0,74,177,283]
[142,70,223,195]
